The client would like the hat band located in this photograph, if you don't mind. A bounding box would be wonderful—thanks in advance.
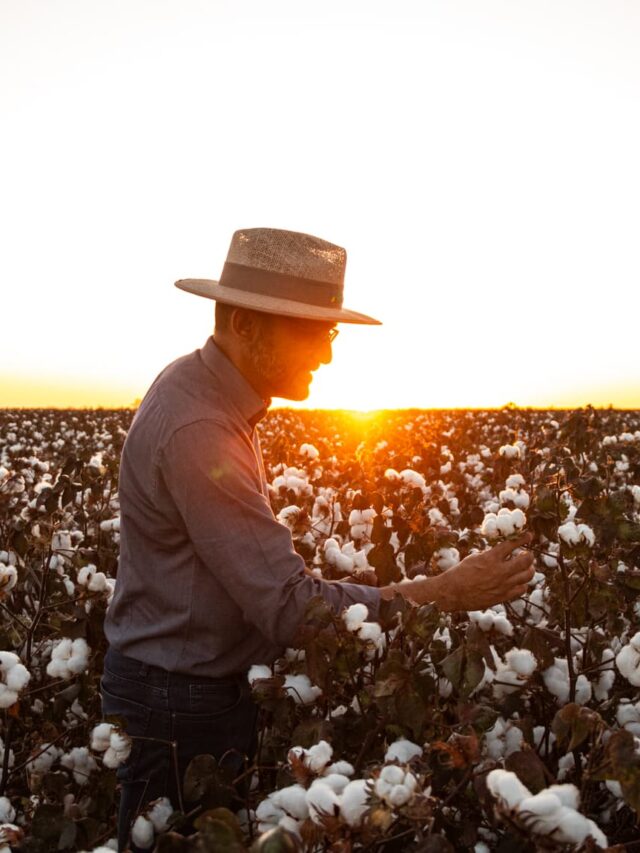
[219,262,344,309]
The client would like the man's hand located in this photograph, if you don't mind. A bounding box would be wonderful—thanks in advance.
[381,533,535,612]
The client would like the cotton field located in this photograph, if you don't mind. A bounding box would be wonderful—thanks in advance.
[0,406,639,851]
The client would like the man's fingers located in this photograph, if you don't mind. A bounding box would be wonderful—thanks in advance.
[494,532,533,557]
[511,567,535,587]
[509,551,535,573]
[506,584,530,602]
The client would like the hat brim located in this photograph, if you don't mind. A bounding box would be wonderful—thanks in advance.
[175,279,382,325]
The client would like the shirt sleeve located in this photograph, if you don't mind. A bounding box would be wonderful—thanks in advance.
[160,418,382,648]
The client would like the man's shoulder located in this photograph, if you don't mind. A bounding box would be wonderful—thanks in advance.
[127,347,238,452]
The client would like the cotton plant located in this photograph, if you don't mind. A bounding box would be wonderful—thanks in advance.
[91,722,132,768]
[468,606,514,636]
[348,508,376,540]
[60,747,98,785]
[374,764,418,808]
[271,466,312,497]
[435,546,459,571]
[616,699,640,736]
[26,743,64,784]
[299,442,319,461]
[615,631,640,686]
[481,508,527,540]
[558,520,596,549]
[487,769,607,848]
[322,537,370,575]
[77,564,115,603]
[130,797,173,850]
[543,658,592,705]
[491,648,538,700]
[484,718,524,761]
[0,652,31,709]
[342,604,385,653]
[0,562,17,597]
[499,475,530,510]
[384,738,423,763]
[46,638,91,680]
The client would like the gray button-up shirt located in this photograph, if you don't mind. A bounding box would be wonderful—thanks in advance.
[104,337,381,677]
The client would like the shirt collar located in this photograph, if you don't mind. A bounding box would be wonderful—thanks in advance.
[199,337,270,427]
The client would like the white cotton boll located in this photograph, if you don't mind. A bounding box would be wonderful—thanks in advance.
[335,552,355,573]
[576,523,595,547]
[481,513,499,539]
[299,443,319,460]
[0,797,15,823]
[575,674,592,705]
[0,652,20,673]
[5,663,31,692]
[27,743,63,776]
[594,651,615,703]
[486,769,530,809]
[256,796,285,830]
[321,773,350,795]
[148,797,173,832]
[616,700,640,735]
[493,615,514,636]
[428,507,445,525]
[557,753,575,781]
[0,565,17,593]
[436,547,459,571]
[87,572,108,592]
[388,784,412,807]
[340,778,369,827]
[499,445,521,459]
[438,678,453,698]
[343,603,368,632]
[384,468,401,482]
[60,747,98,785]
[91,723,114,751]
[504,726,524,757]
[543,659,570,703]
[616,635,640,686]
[357,622,383,646]
[306,780,340,823]
[506,474,525,489]
[470,610,494,632]
[283,674,322,705]
[385,739,423,763]
[606,780,623,798]
[0,685,18,709]
[474,844,491,853]
[378,765,405,786]
[558,521,577,545]
[305,741,333,773]
[271,785,309,820]
[247,665,272,685]
[519,791,561,817]
[326,760,354,777]
[505,649,537,678]
[400,469,427,490]
[545,784,579,811]
[131,815,154,850]
[553,810,607,847]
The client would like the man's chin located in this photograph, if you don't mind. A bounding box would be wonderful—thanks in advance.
[274,378,312,401]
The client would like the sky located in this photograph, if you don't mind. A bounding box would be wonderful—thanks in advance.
[1,0,639,411]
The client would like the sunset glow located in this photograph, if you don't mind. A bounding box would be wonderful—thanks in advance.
[2,0,638,411]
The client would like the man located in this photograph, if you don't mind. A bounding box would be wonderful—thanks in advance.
[103,228,533,849]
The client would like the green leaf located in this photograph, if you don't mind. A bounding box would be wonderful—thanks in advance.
[617,520,640,542]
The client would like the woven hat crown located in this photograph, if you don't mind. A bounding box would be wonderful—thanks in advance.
[228,228,346,284]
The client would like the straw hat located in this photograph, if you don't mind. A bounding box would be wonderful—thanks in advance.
[175,228,381,325]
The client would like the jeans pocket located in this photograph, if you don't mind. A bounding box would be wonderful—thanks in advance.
[100,681,154,783]
[188,681,242,716]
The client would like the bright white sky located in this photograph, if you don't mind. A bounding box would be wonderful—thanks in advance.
[1,0,638,410]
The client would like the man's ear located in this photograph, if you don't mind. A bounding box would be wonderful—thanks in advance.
[229,307,259,342]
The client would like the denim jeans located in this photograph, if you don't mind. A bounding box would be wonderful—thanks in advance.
[101,646,259,852]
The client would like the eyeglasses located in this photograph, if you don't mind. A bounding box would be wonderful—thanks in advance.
[327,328,339,344]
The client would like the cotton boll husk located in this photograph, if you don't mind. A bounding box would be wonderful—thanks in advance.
[131,815,154,850]
[340,778,369,827]
[271,785,310,820]
[385,739,423,763]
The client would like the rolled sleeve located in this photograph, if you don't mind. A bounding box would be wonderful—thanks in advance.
[161,419,381,648]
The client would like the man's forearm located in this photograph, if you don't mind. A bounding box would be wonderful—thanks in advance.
[380,573,451,609]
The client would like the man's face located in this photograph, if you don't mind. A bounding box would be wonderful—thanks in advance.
[251,314,337,400]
